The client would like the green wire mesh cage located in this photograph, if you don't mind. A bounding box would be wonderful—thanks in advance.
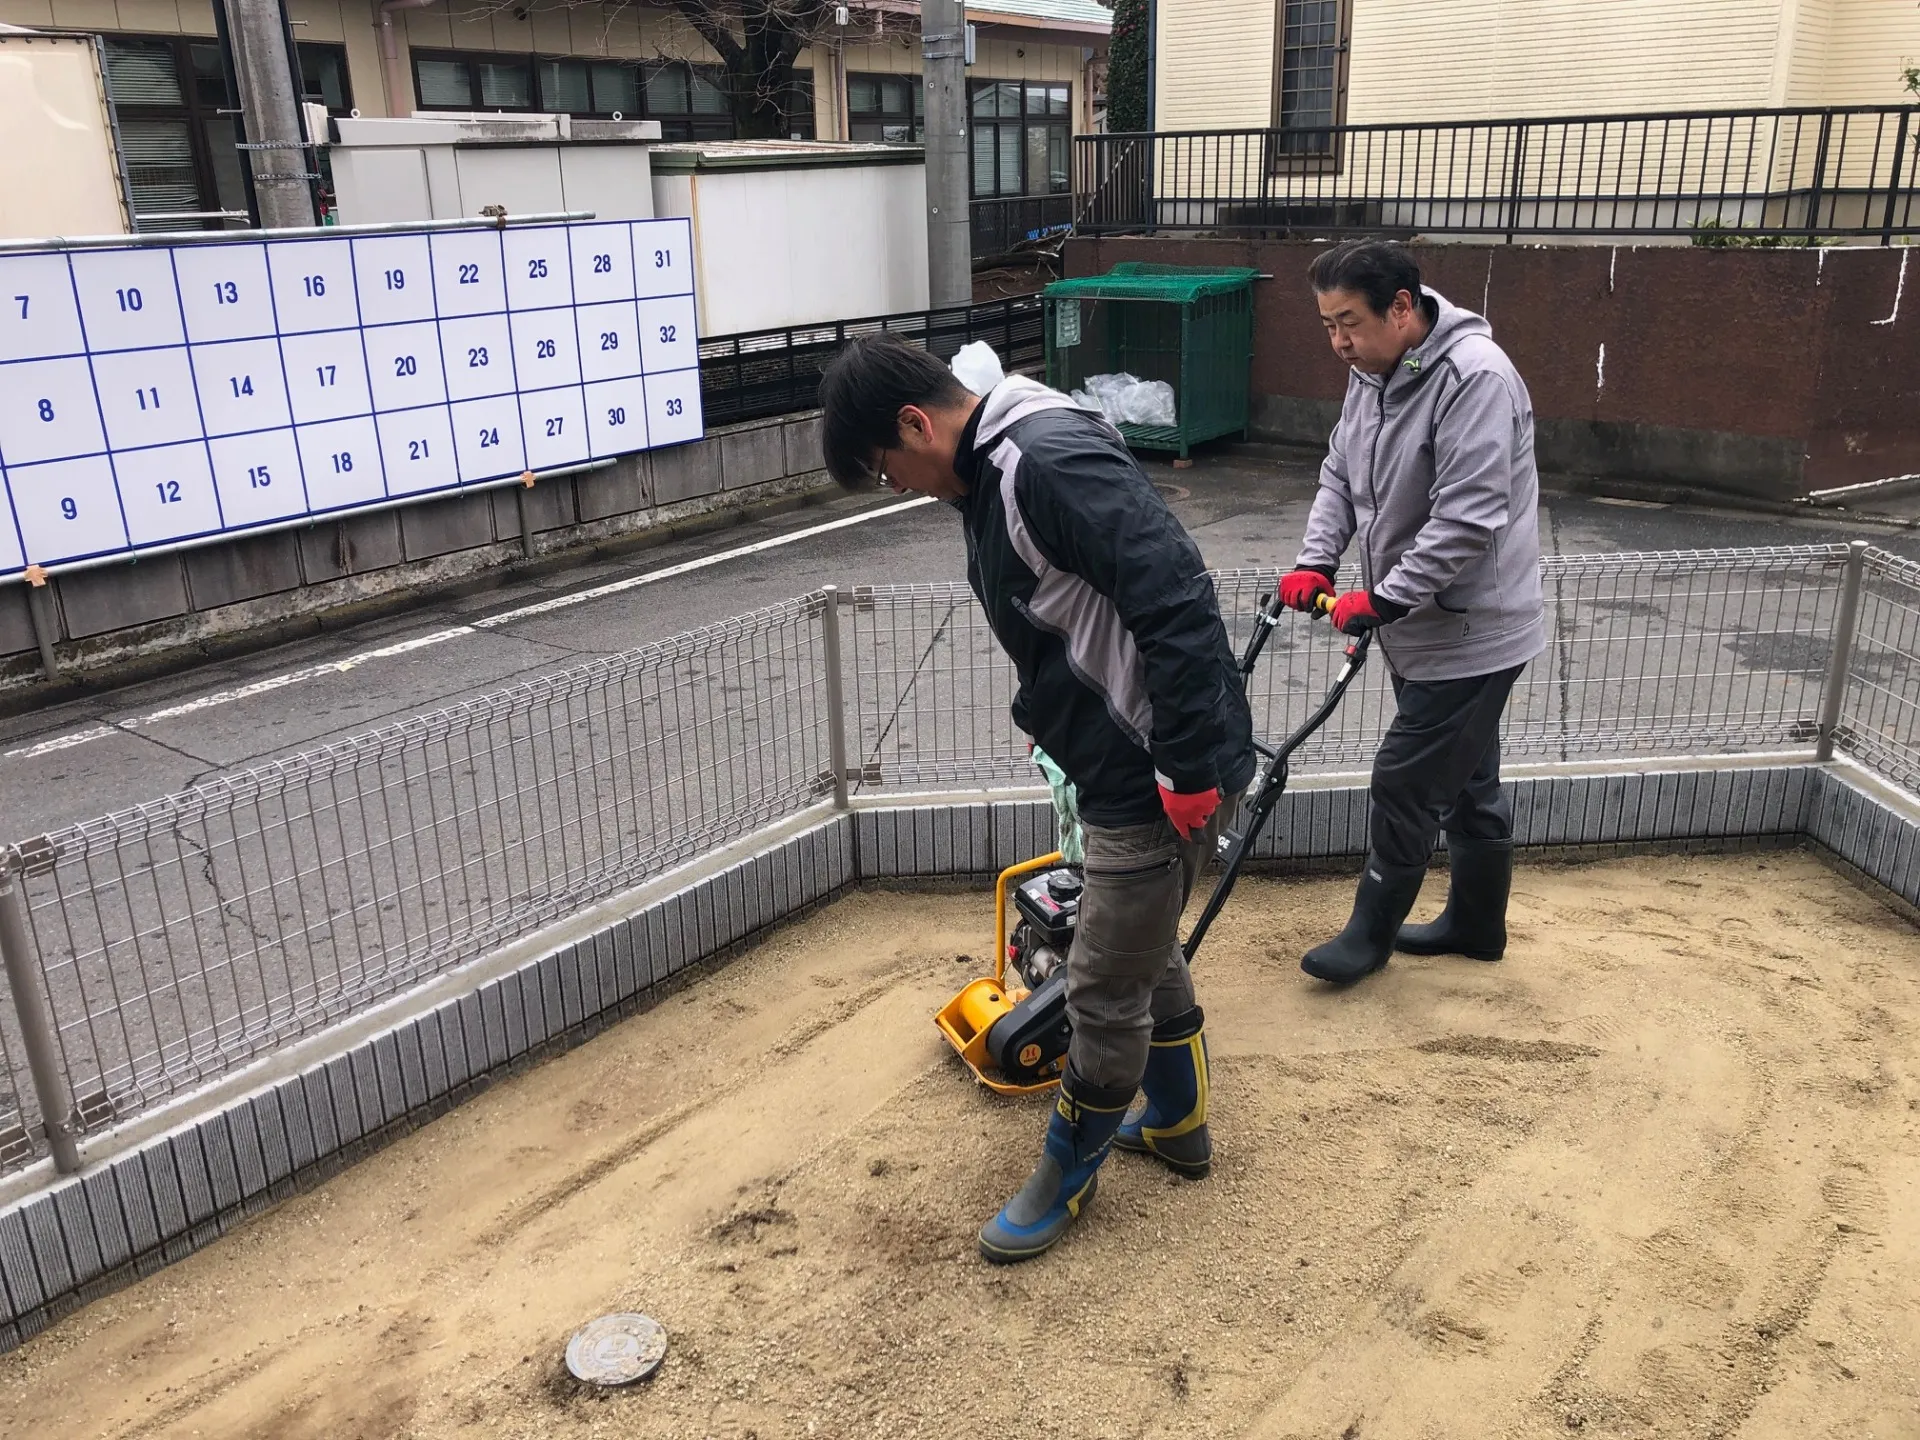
[1043,263,1260,459]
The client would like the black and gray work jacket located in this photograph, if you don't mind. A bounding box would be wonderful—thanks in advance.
[953,377,1255,828]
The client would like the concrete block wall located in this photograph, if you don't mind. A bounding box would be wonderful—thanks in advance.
[3,757,1915,1352]
[3,412,835,692]
[1063,237,1920,503]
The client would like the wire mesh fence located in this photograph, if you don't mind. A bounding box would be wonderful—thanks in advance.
[1840,549,1920,792]
[0,542,1910,1181]
[0,973,35,1174]
[844,547,1852,792]
[1,596,831,1171]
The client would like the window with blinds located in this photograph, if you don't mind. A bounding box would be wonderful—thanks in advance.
[414,52,735,138]
[116,119,200,221]
[101,36,346,229]
[968,81,1070,199]
[643,62,733,140]
[477,59,533,108]
[101,36,246,231]
[102,39,185,105]
[410,52,535,110]
[414,58,473,108]
[848,74,922,144]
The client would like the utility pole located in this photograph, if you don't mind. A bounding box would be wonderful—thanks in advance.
[222,0,316,229]
[921,0,972,309]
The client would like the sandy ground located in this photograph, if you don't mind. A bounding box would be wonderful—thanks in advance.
[4,850,1919,1440]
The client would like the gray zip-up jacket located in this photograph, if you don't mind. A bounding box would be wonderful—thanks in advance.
[1296,288,1546,682]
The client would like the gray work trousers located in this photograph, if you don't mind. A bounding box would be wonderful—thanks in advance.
[1370,666,1523,870]
[1064,794,1239,1091]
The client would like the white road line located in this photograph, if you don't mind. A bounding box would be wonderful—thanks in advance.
[3,496,933,762]
[9,726,117,758]
[471,496,932,627]
[136,628,482,725]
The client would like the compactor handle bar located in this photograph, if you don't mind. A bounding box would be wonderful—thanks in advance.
[1182,589,1372,962]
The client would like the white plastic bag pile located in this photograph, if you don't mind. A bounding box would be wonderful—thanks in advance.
[947,343,1177,429]
[1070,372,1178,428]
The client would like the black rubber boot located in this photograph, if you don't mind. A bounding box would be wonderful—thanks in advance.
[1301,855,1426,984]
[1396,834,1513,961]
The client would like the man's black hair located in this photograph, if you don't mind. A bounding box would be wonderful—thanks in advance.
[818,333,971,489]
[1308,238,1423,317]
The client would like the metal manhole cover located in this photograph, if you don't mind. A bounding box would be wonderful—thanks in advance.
[565,1313,669,1386]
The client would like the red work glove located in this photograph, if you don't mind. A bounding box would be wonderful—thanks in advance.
[1277,568,1336,612]
[1329,589,1408,636]
[1158,785,1220,840]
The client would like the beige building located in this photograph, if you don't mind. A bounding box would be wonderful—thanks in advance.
[1125,0,1920,239]
[1157,0,1920,136]
[0,0,1107,234]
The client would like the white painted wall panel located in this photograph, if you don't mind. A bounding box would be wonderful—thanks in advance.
[654,160,927,335]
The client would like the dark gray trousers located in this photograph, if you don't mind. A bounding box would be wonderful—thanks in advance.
[1064,794,1239,1091]
[1370,666,1523,869]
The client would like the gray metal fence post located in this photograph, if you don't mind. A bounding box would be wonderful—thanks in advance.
[515,470,537,559]
[24,573,60,682]
[1816,539,1869,762]
[820,586,850,809]
[1504,122,1530,243]
[0,856,81,1174]
[1880,108,1911,247]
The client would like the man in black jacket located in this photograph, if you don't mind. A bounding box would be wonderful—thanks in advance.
[820,335,1255,1263]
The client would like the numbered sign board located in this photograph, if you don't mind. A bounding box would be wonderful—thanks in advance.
[0,219,702,572]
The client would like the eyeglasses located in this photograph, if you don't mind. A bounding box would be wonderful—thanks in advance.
[868,448,896,489]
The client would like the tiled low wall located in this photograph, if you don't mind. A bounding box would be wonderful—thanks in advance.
[853,762,1820,879]
[0,814,855,1350]
[2,757,1915,1351]
[1807,766,1920,911]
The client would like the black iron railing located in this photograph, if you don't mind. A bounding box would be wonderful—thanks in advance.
[1076,106,1920,242]
[971,194,1075,261]
[698,294,1045,428]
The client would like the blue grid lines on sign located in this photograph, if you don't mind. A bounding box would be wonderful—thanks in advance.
[0,216,704,578]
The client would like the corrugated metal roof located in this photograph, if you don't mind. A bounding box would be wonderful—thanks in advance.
[969,0,1112,31]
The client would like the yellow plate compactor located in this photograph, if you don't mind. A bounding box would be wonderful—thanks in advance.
[935,590,1369,1096]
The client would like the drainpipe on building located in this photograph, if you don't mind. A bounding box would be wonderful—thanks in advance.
[379,0,436,119]
[828,30,847,141]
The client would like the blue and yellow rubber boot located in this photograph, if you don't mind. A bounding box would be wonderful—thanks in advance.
[978,1067,1132,1264]
[1113,1006,1212,1178]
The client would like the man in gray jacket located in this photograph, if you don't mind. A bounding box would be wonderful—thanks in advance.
[1277,239,1546,984]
